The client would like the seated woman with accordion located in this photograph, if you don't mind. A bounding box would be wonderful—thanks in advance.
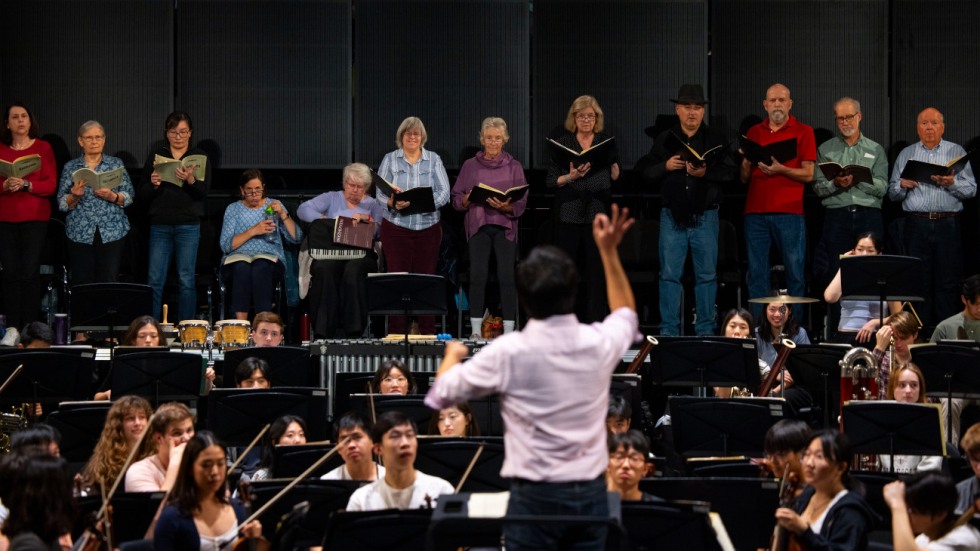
[297,162,384,338]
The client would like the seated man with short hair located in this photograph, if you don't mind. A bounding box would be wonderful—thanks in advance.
[606,430,658,502]
[235,357,271,388]
[345,411,452,510]
[321,412,385,482]
[606,395,632,434]
[251,311,284,347]
[17,322,54,348]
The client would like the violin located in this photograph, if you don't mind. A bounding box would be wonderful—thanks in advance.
[234,478,270,551]
[770,466,803,551]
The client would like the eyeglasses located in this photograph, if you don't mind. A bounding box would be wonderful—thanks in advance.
[767,306,788,314]
[167,129,191,137]
[483,135,504,143]
[81,135,105,142]
[243,188,264,196]
[576,114,597,121]
[610,453,646,466]
[383,376,407,385]
[835,114,858,123]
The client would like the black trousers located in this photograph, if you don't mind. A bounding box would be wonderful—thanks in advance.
[308,255,377,338]
[0,220,48,328]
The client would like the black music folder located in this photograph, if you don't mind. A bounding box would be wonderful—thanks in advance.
[739,136,797,165]
[370,172,435,216]
[663,131,726,168]
[546,136,618,170]
[900,152,972,182]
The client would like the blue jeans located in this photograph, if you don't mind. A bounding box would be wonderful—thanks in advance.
[505,476,609,551]
[147,224,200,321]
[659,208,718,336]
[744,213,806,320]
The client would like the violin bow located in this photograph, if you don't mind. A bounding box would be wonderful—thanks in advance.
[0,364,24,396]
[229,423,271,474]
[453,443,485,494]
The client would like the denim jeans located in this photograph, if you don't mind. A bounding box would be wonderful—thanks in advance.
[744,213,806,321]
[505,476,609,551]
[147,224,200,321]
[659,208,718,336]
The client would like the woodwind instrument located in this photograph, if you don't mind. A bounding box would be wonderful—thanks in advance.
[625,336,658,375]
[757,339,796,397]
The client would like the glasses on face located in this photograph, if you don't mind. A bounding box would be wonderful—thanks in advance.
[768,306,787,315]
[835,114,858,123]
[81,135,105,142]
[404,130,422,138]
[610,452,645,466]
[243,188,264,197]
[167,129,191,137]
[576,113,596,121]
[383,376,407,385]
[483,135,504,143]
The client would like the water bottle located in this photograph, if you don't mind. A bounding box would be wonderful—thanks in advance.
[54,313,69,345]
[264,205,277,243]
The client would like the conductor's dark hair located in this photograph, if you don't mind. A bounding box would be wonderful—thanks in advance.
[0,452,76,542]
[370,411,416,444]
[608,430,651,457]
[516,245,579,319]
[962,274,980,303]
[764,419,812,456]
[607,395,632,420]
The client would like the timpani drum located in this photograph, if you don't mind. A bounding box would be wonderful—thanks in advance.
[213,320,251,350]
[176,320,210,348]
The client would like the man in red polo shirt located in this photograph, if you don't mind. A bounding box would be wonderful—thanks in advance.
[739,83,817,320]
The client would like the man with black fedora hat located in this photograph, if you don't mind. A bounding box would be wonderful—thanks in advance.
[639,84,735,335]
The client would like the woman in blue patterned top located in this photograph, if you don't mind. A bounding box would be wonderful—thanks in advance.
[57,120,134,284]
[219,169,301,320]
[376,116,451,335]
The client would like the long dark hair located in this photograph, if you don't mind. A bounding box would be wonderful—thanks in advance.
[259,415,307,470]
[0,452,77,543]
[169,431,229,515]
[370,359,417,394]
[758,300,801,340]
[122,315,163,346]
[427,401,480,436]
[809,430,861,493]
[1,101,40,145]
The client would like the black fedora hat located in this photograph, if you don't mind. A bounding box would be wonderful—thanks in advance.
[670,84,708,105]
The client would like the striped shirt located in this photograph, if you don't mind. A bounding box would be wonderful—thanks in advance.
[888,140,976,212]
[376,148,450,231]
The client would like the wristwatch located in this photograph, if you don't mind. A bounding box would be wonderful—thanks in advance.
[22,180,31,192]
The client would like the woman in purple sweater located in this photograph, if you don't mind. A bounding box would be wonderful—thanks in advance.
[451,117,528,338]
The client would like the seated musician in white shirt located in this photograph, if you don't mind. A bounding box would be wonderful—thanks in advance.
[321,411,385,482]
[297,162,385,339]
[345,411,452,511]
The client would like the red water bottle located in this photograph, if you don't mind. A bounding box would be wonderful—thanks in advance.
[299,313,311,342]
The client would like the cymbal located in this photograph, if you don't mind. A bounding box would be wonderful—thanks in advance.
[748,295,819,304]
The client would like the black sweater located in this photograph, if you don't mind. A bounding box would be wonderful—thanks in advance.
[138,144,212,225]
[789,486,879,551]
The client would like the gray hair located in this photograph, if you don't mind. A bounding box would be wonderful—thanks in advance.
[342,162,372,187]
[480,117,510,144]
[77,120,105,137]
[395,116,427,149]
[834,97,861,113]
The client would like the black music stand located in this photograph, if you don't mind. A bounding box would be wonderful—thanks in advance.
[0,350,95,410]
[206,387,329,446]
[110,350,204,407]
[366,273,448,352]
[250,479,362,547]
[639,477,780,551]
[221,346,313,388]
[69,283,153,347]
[649,337,760,395]
[784,344,849,428]
[271,442,345,478]
[322,509,433,550]
[619,500,723,551]
[73,492,164,544]
[467,395,504,437]
[415,437,506,492]
[840,255,925,326]
[842,401,946,473]
[669,396,787,457]
[46,401,111,464]
[347,394,434,431]
[912,343,980,441]
[332,373,376,419]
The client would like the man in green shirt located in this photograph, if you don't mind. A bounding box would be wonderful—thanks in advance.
[812,97,889,332]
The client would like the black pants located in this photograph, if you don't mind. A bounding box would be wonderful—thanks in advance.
[222,258,283,315]
[309,255,377,338]
[69,229,125,285]
[0,220,48,328]
[552,221,606,323]
[467,225,517,320]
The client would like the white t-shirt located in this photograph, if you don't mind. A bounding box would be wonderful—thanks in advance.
[346,471,452,511]
[810,489,848,535]
[915,524,980,551]
[321,463,385,481]
[125,454,166,492]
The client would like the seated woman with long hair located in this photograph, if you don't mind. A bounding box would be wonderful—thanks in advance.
[884,471,980,550]
[81,395,154,493]
[775,430,878,550]
[153,431,261,550]
[248,415,307,482]
[879,363,942,474]
[370,359,417,395]
[428,402,480,437]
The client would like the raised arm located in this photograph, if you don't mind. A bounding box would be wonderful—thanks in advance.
[593,204,635,312]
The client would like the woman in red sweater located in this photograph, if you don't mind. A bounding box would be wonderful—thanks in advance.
[0,102,57,330]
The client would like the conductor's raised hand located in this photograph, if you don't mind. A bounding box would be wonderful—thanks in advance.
[592,203,634,252]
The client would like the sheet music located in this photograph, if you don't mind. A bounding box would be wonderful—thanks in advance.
[467,491,510,518]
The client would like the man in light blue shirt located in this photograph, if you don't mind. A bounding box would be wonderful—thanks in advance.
[889,107,977,328]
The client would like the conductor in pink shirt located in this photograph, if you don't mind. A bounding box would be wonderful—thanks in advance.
[426,204,639,550]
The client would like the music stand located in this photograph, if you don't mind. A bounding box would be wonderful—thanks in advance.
[69,283,153,347]
[842,401,946,473]
[467,395,504,437]
[619,500,722,551]
[839,255,925,326]
[250,479,362,547]
[73,492,164,544]
[222,346,314,388]
[347,394,434,431]
[271,442,345,479]
[46,401,111,464]
[332,373,377,419]
[669,396,787,457]
[784,344,849,428]
[649,337,760,396]
[322,509,433,550]
[912,343,980,441]
[639,477,780,551]
[110,350,204,407]
[206,387,329,446]
[366,273,448,353]
[0,350,96,410]
[415,437,506,492]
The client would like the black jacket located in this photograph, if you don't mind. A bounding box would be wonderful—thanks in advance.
[137,144,212,225]
[789,486,880,551]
